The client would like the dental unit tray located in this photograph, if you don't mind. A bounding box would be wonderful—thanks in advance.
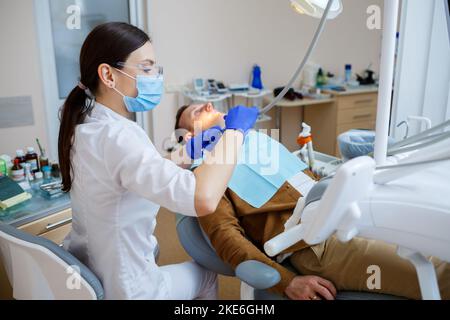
[294,151,343,178]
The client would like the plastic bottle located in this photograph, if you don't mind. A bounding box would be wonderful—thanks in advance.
[32,171,44,191]
[26,147,40,173]
[15,149,27,166]
[23,163,34,183]
[251,64,263,90]
[42,166,52,181]
[0,155,13,176]
[297,122,315,171]
[51,163,61,179]
[316,68,327,87]
[0,158,6,177]
[345,64,352,83]
[11,159,25,182]
[302,62,320,88]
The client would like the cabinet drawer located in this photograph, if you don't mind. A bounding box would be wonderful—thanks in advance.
[337,93,377,111]
[39,223,72,246]
[18,208,72,236]
[337,105,377,125]
[337,120,376,136]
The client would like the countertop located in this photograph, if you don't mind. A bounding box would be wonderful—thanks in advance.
[264,96,335,108]
[0,185,70,228]
[264,85,378,108]
[325,85,379,96]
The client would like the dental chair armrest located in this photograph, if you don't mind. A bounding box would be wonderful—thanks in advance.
[235,260,281,290]
[176,214,281,289]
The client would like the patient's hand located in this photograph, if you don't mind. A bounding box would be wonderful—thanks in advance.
[285,275,337,300]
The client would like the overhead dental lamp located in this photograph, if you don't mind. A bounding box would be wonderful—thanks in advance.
[290,0,343,19]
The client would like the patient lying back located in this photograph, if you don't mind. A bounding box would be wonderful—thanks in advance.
[173,103,331,297]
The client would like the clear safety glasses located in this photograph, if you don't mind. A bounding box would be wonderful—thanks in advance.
[115,62,163,77]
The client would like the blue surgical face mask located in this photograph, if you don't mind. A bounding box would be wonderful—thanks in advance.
[113,68,164,112]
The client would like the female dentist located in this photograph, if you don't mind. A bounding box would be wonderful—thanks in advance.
[58,22,258,300]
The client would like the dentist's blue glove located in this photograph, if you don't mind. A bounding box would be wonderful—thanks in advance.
[186,126,224,160]
[224,105,259,136]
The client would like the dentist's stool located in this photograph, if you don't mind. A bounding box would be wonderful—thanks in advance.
[0,223,104,300]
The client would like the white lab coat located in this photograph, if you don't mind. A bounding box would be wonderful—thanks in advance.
[63,102,197,299]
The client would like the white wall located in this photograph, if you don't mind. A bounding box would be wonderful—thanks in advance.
[148,0,384,153]
[0,0,50,159]
[391,0,450,140]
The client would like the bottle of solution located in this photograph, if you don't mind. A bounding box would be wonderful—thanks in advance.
[345,64,352,83]
[26,147,40,173]
[18,163,32,191]
[51,163,61,179]
[42,166,52,181]
[23,163,34,183]
[36,138,49,169]
[30,171,43,192]
[33,171,44,189]
[0,155,13,176]
[0,158,6,177]
[39,153,49,169]
[11,159,25,182]
[251,64,263,90]
[316,68,327,87]
[15,149,27,166]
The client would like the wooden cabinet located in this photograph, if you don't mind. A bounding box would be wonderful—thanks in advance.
[0,209,72,300]
[18,208,72,240]
[305,92,378,157]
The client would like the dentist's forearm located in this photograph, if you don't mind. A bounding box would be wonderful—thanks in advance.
[194,130,244,216]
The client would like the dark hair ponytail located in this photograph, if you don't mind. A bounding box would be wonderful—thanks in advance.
[58,22,150,192]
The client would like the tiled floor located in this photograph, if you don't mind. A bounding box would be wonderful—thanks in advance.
[154,208,241,300]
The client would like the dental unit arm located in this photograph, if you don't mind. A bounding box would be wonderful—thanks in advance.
[388,119,450,157]
[264,136,450,300]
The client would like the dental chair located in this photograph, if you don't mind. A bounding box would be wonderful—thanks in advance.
[175,124,450,301]
[176,212,404,300]
[0,223,161,300]
[0,223,104,299]
[178,125,450,300]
